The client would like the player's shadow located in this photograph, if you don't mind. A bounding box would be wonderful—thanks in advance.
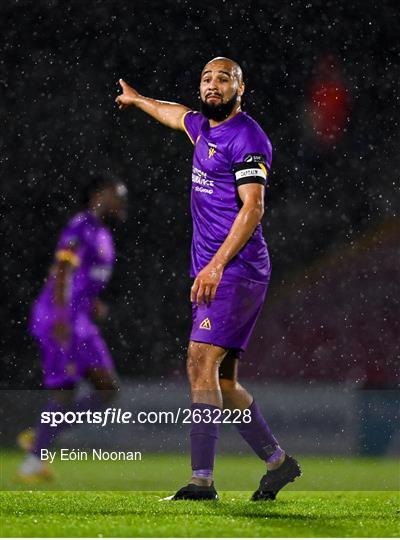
[214,501,319,521]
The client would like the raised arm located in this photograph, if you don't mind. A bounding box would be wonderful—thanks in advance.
[115,79,189,130]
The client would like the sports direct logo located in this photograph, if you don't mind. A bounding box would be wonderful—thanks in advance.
[192,166,214,194]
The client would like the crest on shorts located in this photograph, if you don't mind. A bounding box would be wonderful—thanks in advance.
[199,317,212,330]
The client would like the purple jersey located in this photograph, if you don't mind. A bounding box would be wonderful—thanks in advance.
[182,111,272,282]
[30,211,115,387]
[36,211,115,315]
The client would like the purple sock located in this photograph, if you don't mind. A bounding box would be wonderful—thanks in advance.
[190,403,220,479]
[32,393,103,458]
[237,400,284,464]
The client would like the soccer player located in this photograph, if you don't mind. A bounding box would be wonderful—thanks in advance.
[116,57,301,500]
[18,174,128,481]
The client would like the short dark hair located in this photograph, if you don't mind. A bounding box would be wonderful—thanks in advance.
[81,172,121,206]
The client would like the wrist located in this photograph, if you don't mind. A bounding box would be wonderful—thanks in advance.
[211,256,226,270]
[134,93,147,106]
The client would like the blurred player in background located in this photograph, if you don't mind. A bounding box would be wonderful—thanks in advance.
[116,57,301,500]
[17,174,128,481]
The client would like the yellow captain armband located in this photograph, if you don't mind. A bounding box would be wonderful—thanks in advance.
[55,249,81,267]
[181,110,195,145]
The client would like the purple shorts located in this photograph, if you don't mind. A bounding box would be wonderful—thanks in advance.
[190,275,268,352]
[30,301,113,389]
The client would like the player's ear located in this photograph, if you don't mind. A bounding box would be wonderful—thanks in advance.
[237,81,245,97]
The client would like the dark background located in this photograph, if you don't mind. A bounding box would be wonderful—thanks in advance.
[1,0,398,388]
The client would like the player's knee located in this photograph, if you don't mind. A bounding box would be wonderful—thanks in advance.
[187,360,199,386]
[187,356,210,386]
[187,349,220,387]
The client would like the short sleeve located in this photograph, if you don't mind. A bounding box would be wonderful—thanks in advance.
[231,124,273,187]
[181,111,203,145]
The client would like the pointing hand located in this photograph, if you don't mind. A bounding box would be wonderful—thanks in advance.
[115,79,139,110]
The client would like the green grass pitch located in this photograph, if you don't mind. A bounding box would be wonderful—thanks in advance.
[1,451,399,537]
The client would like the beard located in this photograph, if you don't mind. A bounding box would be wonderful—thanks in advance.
[200,92,238,121]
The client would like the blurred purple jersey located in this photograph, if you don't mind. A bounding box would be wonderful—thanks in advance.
[182,110,272,282]
[30,211,115,388]
[34,210,115,317]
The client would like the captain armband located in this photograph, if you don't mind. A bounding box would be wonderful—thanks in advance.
[233,162,269,187]
[55,249,81,267]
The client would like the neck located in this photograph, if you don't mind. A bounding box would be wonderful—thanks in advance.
[208,105,241,128]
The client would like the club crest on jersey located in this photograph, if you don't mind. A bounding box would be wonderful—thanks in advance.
[199,317,212,330]
[208,143,217,159]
